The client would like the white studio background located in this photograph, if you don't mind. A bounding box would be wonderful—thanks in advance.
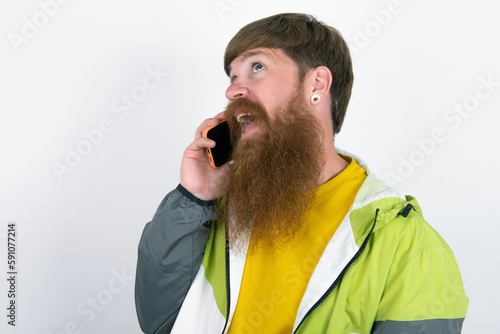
[0,0,498,333]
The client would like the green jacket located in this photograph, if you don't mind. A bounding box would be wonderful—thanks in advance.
[135,156,468,333]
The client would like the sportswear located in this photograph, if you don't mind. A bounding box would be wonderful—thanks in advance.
[135,154,468,333]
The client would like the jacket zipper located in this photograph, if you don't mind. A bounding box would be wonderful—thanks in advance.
[292,208,380,333]
[220,233,231,334]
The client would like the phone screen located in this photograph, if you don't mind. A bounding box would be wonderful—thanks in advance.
[203,121,233,168]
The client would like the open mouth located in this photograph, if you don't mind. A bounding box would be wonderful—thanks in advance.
[236,113,254,127]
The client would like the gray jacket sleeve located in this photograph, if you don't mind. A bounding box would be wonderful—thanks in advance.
[135,184,216,334]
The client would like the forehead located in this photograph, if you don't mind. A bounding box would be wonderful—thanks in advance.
[228,48,297,74]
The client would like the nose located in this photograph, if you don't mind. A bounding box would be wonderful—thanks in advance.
[225,82,248,102]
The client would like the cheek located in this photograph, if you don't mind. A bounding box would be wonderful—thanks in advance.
[268,92,303,120]
[259,94,283,118]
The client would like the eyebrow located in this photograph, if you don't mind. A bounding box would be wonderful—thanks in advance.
[228,49,274,77]
[240,49,271,61]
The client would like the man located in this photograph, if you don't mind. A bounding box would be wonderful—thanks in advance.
[135,13,468,333]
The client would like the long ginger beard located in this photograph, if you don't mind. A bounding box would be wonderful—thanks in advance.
[222,89,326,254]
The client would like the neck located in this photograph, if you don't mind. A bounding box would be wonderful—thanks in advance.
[313,101,348,185]
[320,145,348,184]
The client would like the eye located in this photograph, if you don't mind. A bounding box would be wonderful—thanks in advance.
[252,63,264,73]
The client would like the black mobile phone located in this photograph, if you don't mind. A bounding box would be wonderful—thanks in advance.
[202,121,233,168]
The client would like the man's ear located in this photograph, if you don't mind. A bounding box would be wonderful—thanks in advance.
[306,66,332,106]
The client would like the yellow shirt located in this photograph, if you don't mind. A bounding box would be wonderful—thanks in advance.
[228,156,367,333]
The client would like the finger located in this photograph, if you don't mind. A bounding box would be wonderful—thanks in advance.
[194,112,227,139]
[185,137,215,154]
[213,111,226,121]
[195,119,218,140]
[194,120,220,140]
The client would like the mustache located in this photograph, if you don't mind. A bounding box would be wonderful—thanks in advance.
[224,97,268,119]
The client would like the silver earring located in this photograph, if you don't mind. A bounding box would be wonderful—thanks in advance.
[311,94,321,103]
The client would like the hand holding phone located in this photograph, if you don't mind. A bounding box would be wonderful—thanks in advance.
[180,114,230,201]
[202,121,233,168]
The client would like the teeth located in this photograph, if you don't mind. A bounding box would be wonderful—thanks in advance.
[236,113,251,123]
